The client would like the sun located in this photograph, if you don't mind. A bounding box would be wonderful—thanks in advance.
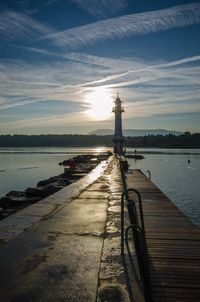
[85,87,113,120]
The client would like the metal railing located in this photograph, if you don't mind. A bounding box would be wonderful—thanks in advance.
[121,188,153,302]
[146,170,151,180]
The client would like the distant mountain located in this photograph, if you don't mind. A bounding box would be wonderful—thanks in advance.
[88,129,183,136]
[89,129,113,135]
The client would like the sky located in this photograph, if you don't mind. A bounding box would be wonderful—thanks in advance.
[0,0,200,134]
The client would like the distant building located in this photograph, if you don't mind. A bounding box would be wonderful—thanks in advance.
[112,93,124,155]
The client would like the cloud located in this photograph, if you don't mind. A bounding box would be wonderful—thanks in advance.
[71,0,127,18]
[45,0,127,18]
[39,2,200,49]
[0,111,88,131]
[19,45,151,72]
[76,54,200,89]
[24,45,200,91]
[0,57,111,111]
[0,47,199,132]
[0,10,52,47]
[1,53,199,105]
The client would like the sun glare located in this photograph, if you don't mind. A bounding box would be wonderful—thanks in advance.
[85,87,113,120]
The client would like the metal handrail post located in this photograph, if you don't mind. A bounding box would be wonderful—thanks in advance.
[121,188,144,256]
[146,170,151,180]
[121,188,153,302]
[121,190,127,256]
[124,188,145,232]
[125,224,152,302]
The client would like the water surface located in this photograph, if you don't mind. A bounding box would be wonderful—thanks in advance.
[127,148,200,227]
[0,147,108,197]
[0,147,199,227]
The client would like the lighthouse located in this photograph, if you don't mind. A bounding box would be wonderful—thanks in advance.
[112,93,124,155]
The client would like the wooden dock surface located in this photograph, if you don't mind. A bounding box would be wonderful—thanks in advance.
[125,169,200,302]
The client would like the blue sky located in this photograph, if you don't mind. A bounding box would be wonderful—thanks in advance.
[0,0,200,134]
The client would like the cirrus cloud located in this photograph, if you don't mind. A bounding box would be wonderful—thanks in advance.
[39,2,200,49]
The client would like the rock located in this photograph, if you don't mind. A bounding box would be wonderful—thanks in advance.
[37,176,58,187]
[55,179,70,186]
[0,197,9,208]
[98,284,129,302]
[1,191,26,208]
[0,196,27,208]
[59,160,69,166]
[6,191,25,198]
[26,185,60,199]
[40,184,60,198]
[26,187,42,198]
[0,207,3,217]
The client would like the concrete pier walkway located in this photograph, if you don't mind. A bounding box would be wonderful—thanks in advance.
[0,157,130,302]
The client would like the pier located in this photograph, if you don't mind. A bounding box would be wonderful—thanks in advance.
[0,157,200,301]
[0,157,129,302]
[124,169,200,302]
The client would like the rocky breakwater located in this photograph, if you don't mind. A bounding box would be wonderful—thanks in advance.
[0,153,111,220]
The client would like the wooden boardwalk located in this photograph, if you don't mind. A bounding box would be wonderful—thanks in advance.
[125,169,200,302]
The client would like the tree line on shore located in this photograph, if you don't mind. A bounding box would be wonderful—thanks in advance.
[0,132,199,148]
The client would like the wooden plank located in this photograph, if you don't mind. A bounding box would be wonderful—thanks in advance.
[152,287,200,302]
[125,169,200,302]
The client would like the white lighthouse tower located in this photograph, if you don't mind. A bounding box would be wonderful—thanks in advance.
[112,93,124,155]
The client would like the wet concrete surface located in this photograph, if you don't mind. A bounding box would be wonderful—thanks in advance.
[0,156,133,302]
[32,197,108,236]
[96,159,131,302]
[0,160,109,243]
[0,158,112,301]
[0,231,102,302]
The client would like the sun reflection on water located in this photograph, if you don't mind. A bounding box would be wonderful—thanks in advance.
[93,147,111,153]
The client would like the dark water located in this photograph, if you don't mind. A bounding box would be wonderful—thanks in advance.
[127,148,200,227]
[0,147,199,227]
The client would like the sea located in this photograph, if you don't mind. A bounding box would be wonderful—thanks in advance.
[0,147,199,227]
